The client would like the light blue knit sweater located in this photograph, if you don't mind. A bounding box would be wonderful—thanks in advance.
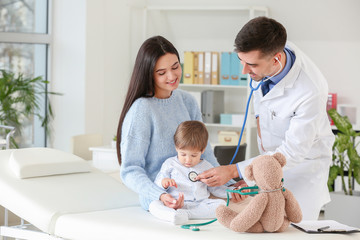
[120,89,219,210]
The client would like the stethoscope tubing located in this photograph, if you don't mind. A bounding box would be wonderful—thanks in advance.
[181,78,263,231]
[229,79,263,164]
[182,60,282,231]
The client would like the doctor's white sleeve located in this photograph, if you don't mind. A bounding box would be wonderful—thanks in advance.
[268,93,330,170]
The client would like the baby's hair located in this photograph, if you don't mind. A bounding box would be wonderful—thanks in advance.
[174,121,208,151]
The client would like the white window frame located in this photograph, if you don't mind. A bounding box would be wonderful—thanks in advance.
[0,0,53,146]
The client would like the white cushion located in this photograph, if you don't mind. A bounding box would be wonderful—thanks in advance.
[9,147,91,179]
[54,207,309,240]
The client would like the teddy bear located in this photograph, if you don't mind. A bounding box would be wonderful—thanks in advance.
[216,152,302,233]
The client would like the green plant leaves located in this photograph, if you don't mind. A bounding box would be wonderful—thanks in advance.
[328,108,360,195]
[0,69,61,148]
[328,165,340,192]
[328,108,355,136]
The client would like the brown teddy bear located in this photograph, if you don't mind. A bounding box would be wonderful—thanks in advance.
[216,152,302,233]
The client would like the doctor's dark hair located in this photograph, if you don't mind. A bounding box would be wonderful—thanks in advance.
[174,121,208,152]
[116,35,180,165]
[234,17,287,57]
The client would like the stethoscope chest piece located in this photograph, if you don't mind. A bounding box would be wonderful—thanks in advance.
[188,171,198,182]
[191,227,200,231]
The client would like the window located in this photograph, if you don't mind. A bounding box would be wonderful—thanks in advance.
[0,0,51,147]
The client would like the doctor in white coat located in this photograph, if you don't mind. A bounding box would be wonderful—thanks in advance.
[197,17,335,220]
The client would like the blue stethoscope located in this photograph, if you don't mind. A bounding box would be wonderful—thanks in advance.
[182,58,283,231]
[229,56,282,165]
[181,78,264,231]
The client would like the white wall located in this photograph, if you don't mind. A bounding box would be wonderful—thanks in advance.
[51,0,86,151]
[51,0,360,152]
[51,0,130,151]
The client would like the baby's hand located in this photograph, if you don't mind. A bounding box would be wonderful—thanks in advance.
[161,178,177,189]
[160,192,184,210]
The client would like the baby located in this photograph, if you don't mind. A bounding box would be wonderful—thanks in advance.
[149,120,238,224]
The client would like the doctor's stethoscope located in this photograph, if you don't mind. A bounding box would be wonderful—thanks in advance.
[182,57,284,231]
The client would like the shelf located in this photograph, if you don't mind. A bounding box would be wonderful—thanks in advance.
[205,123,242,128]
[331,125,360,132]
[205,123,257,128]
[145,6,266,11]
[179,84,247,91]
[130,4,266,159]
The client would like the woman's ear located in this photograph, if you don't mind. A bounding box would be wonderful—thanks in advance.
[244,165,254,181]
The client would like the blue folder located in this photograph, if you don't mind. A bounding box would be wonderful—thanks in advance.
[230,52,248,86]
[220,52,231,85]
[230,52,242,86]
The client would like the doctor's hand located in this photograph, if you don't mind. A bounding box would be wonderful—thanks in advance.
[230,180,249,203]
[160,192,184,210]
[196,164,238,187]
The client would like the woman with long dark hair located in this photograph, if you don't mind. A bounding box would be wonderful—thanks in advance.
[116,36,219,211]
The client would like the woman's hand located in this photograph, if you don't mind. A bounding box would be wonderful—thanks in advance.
[160,192,184,210]
[196,165,238,187]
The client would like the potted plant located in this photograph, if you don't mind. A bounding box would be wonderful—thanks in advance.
[111,135,117,149]
[325,108,360,227]
[0,69,60,148]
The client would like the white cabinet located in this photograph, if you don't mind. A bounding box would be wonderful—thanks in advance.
[89,146,119,172]
[129,3,268,159]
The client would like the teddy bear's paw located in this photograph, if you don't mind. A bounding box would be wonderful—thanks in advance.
[275,218,290,232]
[216,205,238,229]
[245,222,264,233]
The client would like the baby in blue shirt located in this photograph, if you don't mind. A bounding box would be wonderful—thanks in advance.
[149,121,239,224]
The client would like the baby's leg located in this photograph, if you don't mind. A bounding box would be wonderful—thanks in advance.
[187,199,226,219]
[149,200,189,225]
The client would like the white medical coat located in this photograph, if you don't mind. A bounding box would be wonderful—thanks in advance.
[237,42,335,220]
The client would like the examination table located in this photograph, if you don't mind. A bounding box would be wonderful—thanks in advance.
[0,148,358,240]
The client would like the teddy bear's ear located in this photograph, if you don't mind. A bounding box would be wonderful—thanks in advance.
[273,152,286,167]
[244,165,254,181]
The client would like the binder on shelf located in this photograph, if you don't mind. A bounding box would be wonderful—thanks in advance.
[193,52,199,84]
[230,52,241,86]
[204,52,212,85]
[201,90,224,123]
[211,52,219,85]
[220,52,231,85]
[183,51,194,84]
[180,63,184,83]
[239,60,248,86]
[326,93,337,125]
[198,52,204,84]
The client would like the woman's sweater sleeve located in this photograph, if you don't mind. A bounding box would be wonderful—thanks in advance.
[120,101,166,204]
[120,135,166,202]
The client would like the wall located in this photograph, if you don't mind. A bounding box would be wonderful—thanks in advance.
[51,0,86,151]
[51,0,130,151]
[51,0,360,152]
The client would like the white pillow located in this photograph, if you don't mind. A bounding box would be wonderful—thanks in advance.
[9,148,91,179]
